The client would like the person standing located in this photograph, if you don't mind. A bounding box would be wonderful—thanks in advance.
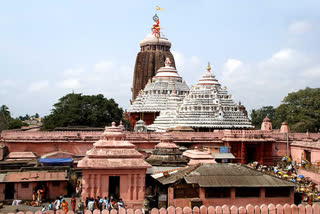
[61,199,68,214]
[54,197,61,211]
[87,198,94,212]
[71,196,76,212]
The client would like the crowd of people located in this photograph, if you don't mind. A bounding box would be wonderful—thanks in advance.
[85,196,124,212]
[247,156,320,205]
[39,195,77,214]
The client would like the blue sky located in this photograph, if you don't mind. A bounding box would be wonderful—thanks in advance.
[0,0,319,117]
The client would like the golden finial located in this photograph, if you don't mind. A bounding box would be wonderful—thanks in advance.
[206,62,211,71]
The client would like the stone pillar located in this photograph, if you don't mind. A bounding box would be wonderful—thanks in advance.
[260,188,265,200]
[260,143,264,164]
[168,187,174,207]
[230,188,236,201]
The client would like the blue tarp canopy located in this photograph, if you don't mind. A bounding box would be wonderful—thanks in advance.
[38,158,72,164]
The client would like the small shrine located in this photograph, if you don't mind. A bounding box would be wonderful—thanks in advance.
[78,122,151,208]
[261,116,272,131]
[183,147,216,165]
[146,133,187,166]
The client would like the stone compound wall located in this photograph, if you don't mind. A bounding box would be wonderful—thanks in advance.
[7,204,320,214]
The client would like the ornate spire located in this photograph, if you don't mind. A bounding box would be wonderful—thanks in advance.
[206,62,211,72]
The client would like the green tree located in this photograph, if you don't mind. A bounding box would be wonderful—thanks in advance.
[8,119,29,129]
[41,93,124,130]
[0,105,11,131]
[274,87,320,132]
[250,106,276,129]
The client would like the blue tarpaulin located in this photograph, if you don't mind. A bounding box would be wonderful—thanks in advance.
[38,158,72,164]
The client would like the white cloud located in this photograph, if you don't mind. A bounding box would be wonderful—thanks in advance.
[94,60,113,73]
[27,80,49,92]
[64,67,85,77]
[289,21,311,35]
[221,49,320,111]
[57,79,80,89]
[224,59,243,73]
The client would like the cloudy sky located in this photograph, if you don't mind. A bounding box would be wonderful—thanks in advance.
[0,0,319,118]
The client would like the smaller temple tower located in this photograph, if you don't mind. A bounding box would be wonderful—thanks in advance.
[261,116,272,131]
[78,122,151,208]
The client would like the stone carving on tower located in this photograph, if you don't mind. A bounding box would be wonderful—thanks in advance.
[148,63,254,131]
[132,14,176,101]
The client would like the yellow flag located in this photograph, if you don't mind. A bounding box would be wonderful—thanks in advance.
[156,6,165,11]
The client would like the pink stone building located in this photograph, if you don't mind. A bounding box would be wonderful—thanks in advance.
[0,171,67,200]
[78,123,151,209]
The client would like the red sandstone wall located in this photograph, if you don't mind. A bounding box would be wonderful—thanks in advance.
[1,130,319,164]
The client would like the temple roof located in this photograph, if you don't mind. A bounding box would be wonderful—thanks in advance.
[129,58,189,113]
[146,133,188,166]
[148,64,254,130]
[78,122,151,169]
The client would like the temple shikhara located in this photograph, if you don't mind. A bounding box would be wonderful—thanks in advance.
[131,14,176,101]
[0,11,319,212]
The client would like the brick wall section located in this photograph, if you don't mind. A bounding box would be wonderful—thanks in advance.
[6,204,320,214]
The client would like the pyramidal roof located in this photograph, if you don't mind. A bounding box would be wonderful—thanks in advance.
[129,58,189,113]
[148,63,254,131]
[146,133,188,166]
[78,122,151,169]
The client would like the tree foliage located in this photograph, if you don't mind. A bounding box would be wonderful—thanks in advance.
[250,87,320,132]
[0,105,11,131]
[275,87,320,132]
[41,93,124,130]
[0,105,29,131]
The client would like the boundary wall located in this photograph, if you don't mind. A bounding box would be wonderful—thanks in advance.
[7,204,320,214]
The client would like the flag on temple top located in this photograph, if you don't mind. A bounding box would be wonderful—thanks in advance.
[156,6,165,11]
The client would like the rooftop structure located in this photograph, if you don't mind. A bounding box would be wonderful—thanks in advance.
[128,58,189,129]
[132,14,176,101]
[146,133,188,166]
[148,63,254,131]
[183,147,216,165]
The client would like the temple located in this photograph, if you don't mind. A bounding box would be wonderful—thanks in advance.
[128,57,189,129]
[132,14,176,101]
[148,63,253,131]
[78,122,151,208]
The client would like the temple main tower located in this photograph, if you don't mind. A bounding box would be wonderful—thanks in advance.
[131,14,176,101]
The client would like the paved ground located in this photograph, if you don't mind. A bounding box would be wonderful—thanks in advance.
[0,197,80,214]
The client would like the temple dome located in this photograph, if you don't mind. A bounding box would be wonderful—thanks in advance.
[139,33,172,48]
[153,58,181,80]
[197,63,220,86]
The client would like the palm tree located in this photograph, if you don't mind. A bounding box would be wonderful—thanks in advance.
[0,105,11,131]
